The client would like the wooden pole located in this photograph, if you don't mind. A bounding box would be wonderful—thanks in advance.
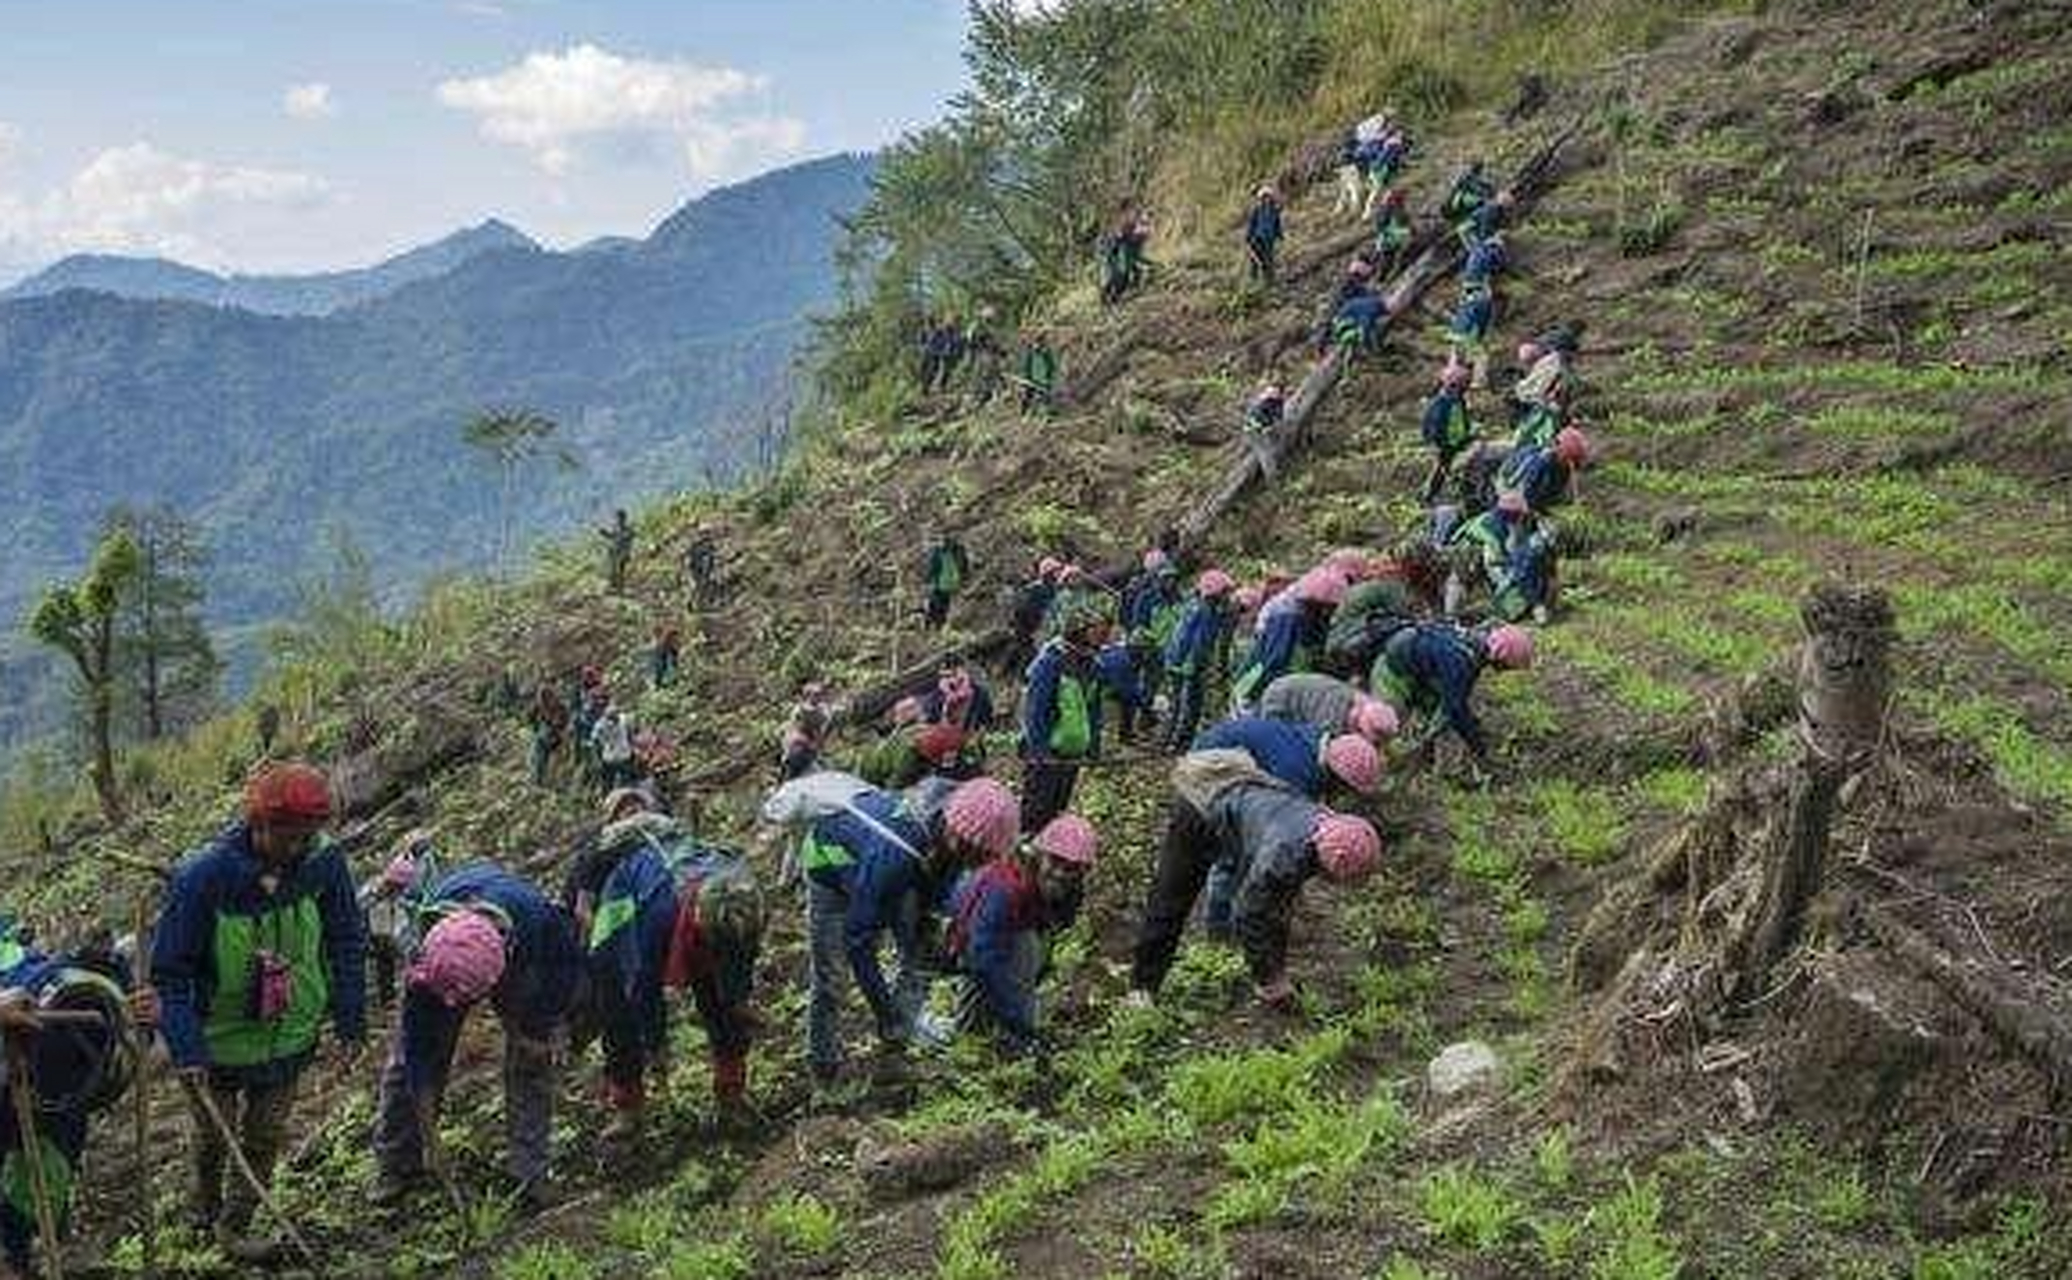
[131,899,156,1277]
[5,1038,65,1280]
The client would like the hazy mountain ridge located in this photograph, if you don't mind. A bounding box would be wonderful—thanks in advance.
[0,151,878,757]
[2,219,541,317]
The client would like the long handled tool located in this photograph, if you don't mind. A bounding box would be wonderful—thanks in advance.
[185,1080,318,1266]
[4,1038,65,1280]
[130,900,156,1277]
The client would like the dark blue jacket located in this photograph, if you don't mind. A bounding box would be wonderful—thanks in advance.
[1194,717,1327,797]
[1467,199,1507,243]
[1464,236,1507,284]
[1242,606,1326,692]
[1022,638,1103,761]
[152,822,367,1085]
[587,842,753,1074]
[804,790,932,1027]
[1245,201,1283,248]
[1097,641,1151,709]
[1123,574,1183,636]
[0,931,130,1119]
[1451,288,1493,342]
[1165,596,1233,674]
[399,865,583,1095]
[1503,445,1573,512]
[947,860,1044,1044]
[1381,624,1491,758]
[1421,387,1473,452]
[1334,292,1388,344]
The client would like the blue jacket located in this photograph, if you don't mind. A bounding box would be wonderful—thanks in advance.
[802,790,932,1027]
[1380,625,1491,758]
[1194,717,1328,797]
[1450,288,1493,342]
[946,860,1044,1044]
[1241,605,1326,692]
[1165,596,1233,675]
[1202,784,1322,981]
[1022,638,1103,761]
[152,822,367,1085]
[587,841,754,1072]
[1464,236,1507,284]
[1097,641,1150,709]
[399,864,584,1095]
[1245,201,1283,248]
[1467,199,1507,243]
[1123,574,1183,638]
[1334,292,1388,344]
[0,928,130,1121]
[1421,388,1473,452]
[1503,445,1572,512]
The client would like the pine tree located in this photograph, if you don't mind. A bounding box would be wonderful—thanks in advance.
[461,408,579,573]
[106,505,222,741]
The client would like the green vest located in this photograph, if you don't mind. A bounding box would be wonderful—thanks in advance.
[1049,674,1094,758]
[203,895,331,1069]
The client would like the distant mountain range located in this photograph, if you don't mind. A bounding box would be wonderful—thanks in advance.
[3,220,540,316]
[0,151,877,757]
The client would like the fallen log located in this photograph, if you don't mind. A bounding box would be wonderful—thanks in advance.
[1861,904,2072,1087]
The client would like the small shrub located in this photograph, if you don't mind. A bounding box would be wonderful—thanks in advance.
[1533,780,1627,866]
[1533,1128,1576,1192]
[497,1243,600,1280]
[652,1238,754,1280]
[761,1193,840,1256]
[1418,1165,1522,1252]
[1812,1167,1873,1231]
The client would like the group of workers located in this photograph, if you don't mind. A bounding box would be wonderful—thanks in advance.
[0,101,1605,1279]
[916,312,1061,415]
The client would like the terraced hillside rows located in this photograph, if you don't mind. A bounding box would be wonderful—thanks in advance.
[14,0,2072,1276]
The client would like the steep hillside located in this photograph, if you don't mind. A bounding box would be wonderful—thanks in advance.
[1,220,539,316]
[11,0,2072,1277]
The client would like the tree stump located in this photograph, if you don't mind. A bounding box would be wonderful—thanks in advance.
[1727,583,1893,999]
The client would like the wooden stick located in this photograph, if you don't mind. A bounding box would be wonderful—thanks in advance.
[131,898,157,1277]
[185,1079,318,1265]
[5,1038,65,1280]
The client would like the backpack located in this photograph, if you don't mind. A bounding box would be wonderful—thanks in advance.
[760,772,927,861]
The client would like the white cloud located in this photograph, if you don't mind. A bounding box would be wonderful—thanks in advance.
[0,142,329,265]
[436,43,804,180]
[0,122,18,167]
[283,82,338,121]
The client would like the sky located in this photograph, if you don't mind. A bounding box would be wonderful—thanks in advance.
[0,0,984,278]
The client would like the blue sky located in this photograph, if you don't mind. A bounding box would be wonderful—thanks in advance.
[0,0,977,276]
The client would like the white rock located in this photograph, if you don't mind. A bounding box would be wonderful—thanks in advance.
[1427,1040,1502,1098]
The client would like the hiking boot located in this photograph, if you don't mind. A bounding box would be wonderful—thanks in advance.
[218,1225,289,1266]
[505,1176,550,1218]
[372,1170,424,1210]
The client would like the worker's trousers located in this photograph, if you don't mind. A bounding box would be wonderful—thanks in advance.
[805,882,925,1076]
[371,1021,555,1185]
[1130,800,1225,993]
[185,1072,298,1232]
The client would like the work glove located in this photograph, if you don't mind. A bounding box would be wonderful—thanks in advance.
[910,1009,956,1053]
